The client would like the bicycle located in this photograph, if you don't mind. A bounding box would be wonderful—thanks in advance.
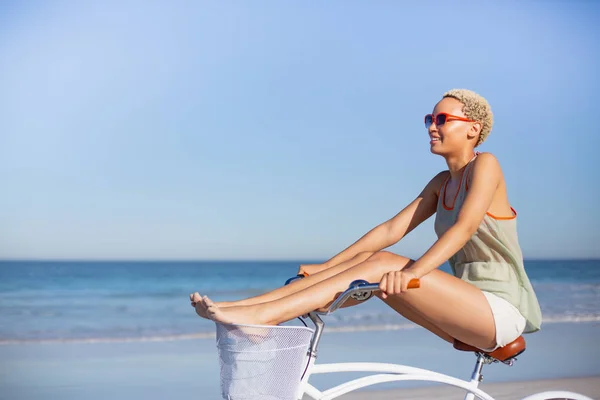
[214,276,593,400]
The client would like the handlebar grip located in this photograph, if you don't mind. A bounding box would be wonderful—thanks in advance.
[285,273,308,286]
[408,278,420,289]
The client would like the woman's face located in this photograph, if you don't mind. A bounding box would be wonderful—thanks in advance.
[427,97,478,156]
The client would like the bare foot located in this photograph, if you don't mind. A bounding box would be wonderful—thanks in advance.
[203,296,267,325]
[190,293,244,318]
[190,292,210,319]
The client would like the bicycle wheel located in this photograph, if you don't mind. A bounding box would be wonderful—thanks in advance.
[520,391,594,400]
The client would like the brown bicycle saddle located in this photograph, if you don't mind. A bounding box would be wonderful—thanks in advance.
[453,336,526,362]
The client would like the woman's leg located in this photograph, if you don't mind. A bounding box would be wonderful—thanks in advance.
[201,250,407,324]
[374,292,455,343]
[203,251,496,350]
[194,251,375,309]
[376,268,497,349]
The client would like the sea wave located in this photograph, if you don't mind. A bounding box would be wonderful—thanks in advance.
[541,314,600,323]
[0,324,418,345]
[1,315,598,345]
[0,332,216,345]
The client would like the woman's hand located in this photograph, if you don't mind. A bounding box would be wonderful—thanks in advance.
[379,269,419,299]
[298,263,327,277]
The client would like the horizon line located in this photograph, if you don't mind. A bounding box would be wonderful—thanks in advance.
[1,257,599,263]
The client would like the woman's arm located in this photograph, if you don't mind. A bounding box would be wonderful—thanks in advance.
[407,153,503,279]
[321,171,449,269]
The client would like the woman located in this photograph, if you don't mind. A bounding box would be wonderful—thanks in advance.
[191,89,542,351]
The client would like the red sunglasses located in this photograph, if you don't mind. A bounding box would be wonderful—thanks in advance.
[424,113,475,129]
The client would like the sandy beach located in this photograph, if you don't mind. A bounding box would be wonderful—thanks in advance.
[329,377,600,399]
[1,321,599,399]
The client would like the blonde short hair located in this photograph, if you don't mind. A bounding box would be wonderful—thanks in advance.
[442,89,494,147]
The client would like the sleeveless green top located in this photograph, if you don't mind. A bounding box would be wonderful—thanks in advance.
[434,157,542,333]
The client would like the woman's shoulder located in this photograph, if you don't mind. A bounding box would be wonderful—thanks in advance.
[467,152,504,189]
[472,152,503,174]
[474,152,501,165]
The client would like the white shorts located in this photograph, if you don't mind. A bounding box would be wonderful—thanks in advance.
[481,291,526,352]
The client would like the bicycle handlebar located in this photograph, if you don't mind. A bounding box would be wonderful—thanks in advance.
[323,279,419,314]
[284,274,420,315]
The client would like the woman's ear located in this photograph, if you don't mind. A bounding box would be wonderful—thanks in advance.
[467,122,482,140]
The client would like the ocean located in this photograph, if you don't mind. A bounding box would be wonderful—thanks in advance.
[0,260,599,344]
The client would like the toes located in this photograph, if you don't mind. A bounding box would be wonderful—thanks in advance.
[204,297,215,308]
[204,297,219,318]
[201,297,210,310]
[191,293,203,308]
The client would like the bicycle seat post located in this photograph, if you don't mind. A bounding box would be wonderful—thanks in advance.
[464,353,492,400]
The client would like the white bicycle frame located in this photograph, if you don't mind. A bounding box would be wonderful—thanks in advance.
[286,279,592,400]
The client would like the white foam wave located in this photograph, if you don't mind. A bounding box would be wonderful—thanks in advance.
[325,323,418,333]
[1,315,598,345]
[0,332,216,345]
[542,315,600,323]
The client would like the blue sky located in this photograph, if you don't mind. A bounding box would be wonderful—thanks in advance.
[1,1,598,260]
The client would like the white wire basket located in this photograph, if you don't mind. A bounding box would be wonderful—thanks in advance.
[216,322,314,400]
